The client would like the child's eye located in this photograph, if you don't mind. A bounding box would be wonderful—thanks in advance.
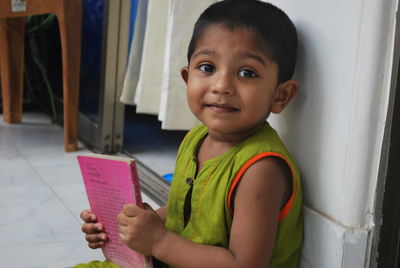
[238,69,257,78]
[199,64,215,73]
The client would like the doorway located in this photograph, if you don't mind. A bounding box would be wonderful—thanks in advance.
[77,0,179,205]
[374,60,400,267]
[78,0,130,154]
[371,8,400,267]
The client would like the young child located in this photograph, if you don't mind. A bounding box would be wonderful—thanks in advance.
[81,0,303,267]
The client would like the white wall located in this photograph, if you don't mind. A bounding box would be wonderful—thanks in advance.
[266,0,398,267]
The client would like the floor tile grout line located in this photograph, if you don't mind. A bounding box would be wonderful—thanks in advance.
[0,113,107,265]
[27,159,85,226]
[0,239,89,248]
[8,121,86,226]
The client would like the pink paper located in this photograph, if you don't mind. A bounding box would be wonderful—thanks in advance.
[78,155,152,268]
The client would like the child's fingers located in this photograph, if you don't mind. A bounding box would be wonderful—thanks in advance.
[118,224,127,236]
[81,222,104,234]
[88,241,106,249]
[80,209,96,222]
[122,203,142,217]
[85,233,107,244]
[117,211,130,226]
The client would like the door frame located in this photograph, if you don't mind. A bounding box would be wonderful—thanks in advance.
[370,3,400,267]
[78,0,130,153]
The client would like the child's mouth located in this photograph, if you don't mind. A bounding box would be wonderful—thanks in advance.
[205,103,239,112]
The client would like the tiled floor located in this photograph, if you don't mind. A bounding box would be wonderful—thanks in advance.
[0,111,159,268]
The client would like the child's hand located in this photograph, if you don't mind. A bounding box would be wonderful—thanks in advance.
[117,203,167,256]
[80,209,107,249]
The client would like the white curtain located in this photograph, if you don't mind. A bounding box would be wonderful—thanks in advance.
[120,0,217,130]
[134,0,168,115]
[120,0,148,104]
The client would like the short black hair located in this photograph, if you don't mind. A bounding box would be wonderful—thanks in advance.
[187,0,298,83]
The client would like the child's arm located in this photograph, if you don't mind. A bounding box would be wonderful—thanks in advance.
[155,205,167,224]
[118,157,290,267]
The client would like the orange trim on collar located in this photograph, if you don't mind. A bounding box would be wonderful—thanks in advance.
[227,152,297,222]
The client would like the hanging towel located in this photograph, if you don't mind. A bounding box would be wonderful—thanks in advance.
[119,0,149,105]
[134,0,169,115]
[158,0,216,130]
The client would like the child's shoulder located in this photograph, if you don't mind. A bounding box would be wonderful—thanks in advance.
[187,124,208,138]
[180,124,208,147]
[176,124,208,158]
[240,123,285,152]
[234,123,299,184]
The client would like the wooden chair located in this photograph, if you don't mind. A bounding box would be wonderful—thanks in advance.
[0,0,82,152]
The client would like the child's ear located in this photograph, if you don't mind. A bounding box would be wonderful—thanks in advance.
[180,66,189,84]
[271,80,299,114]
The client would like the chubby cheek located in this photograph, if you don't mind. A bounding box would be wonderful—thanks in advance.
[186,87,203,116]
[186,76,208,101]
[243,95,273,119]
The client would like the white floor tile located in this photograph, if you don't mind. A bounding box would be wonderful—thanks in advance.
[0,111,162,267]
[0,145,44,186]
[0,185,82,245]
[0,241,105,268]
[0,142,16,158]
[35,162,86,186]
[51,184,91,222]
[6,127,64,153]
[24,147,92,168]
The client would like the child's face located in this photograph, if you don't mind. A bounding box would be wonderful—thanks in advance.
[182,25,294,137]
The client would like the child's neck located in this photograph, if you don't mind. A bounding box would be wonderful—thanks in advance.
[207,121,266,145]
[197,136,232,171]
[197,123,265,170]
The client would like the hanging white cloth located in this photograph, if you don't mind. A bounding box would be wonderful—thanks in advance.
[158,0,216,130]
[121,0,216,130]
[119,0,148,104]
[134,0,169,115]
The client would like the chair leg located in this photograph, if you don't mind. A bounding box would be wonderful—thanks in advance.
[0,18,25,123]
[56,0,82,152]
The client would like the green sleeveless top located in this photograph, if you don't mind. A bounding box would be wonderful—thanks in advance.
[164,123,303,268]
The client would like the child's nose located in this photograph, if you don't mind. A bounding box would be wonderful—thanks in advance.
[211,73,235,95]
